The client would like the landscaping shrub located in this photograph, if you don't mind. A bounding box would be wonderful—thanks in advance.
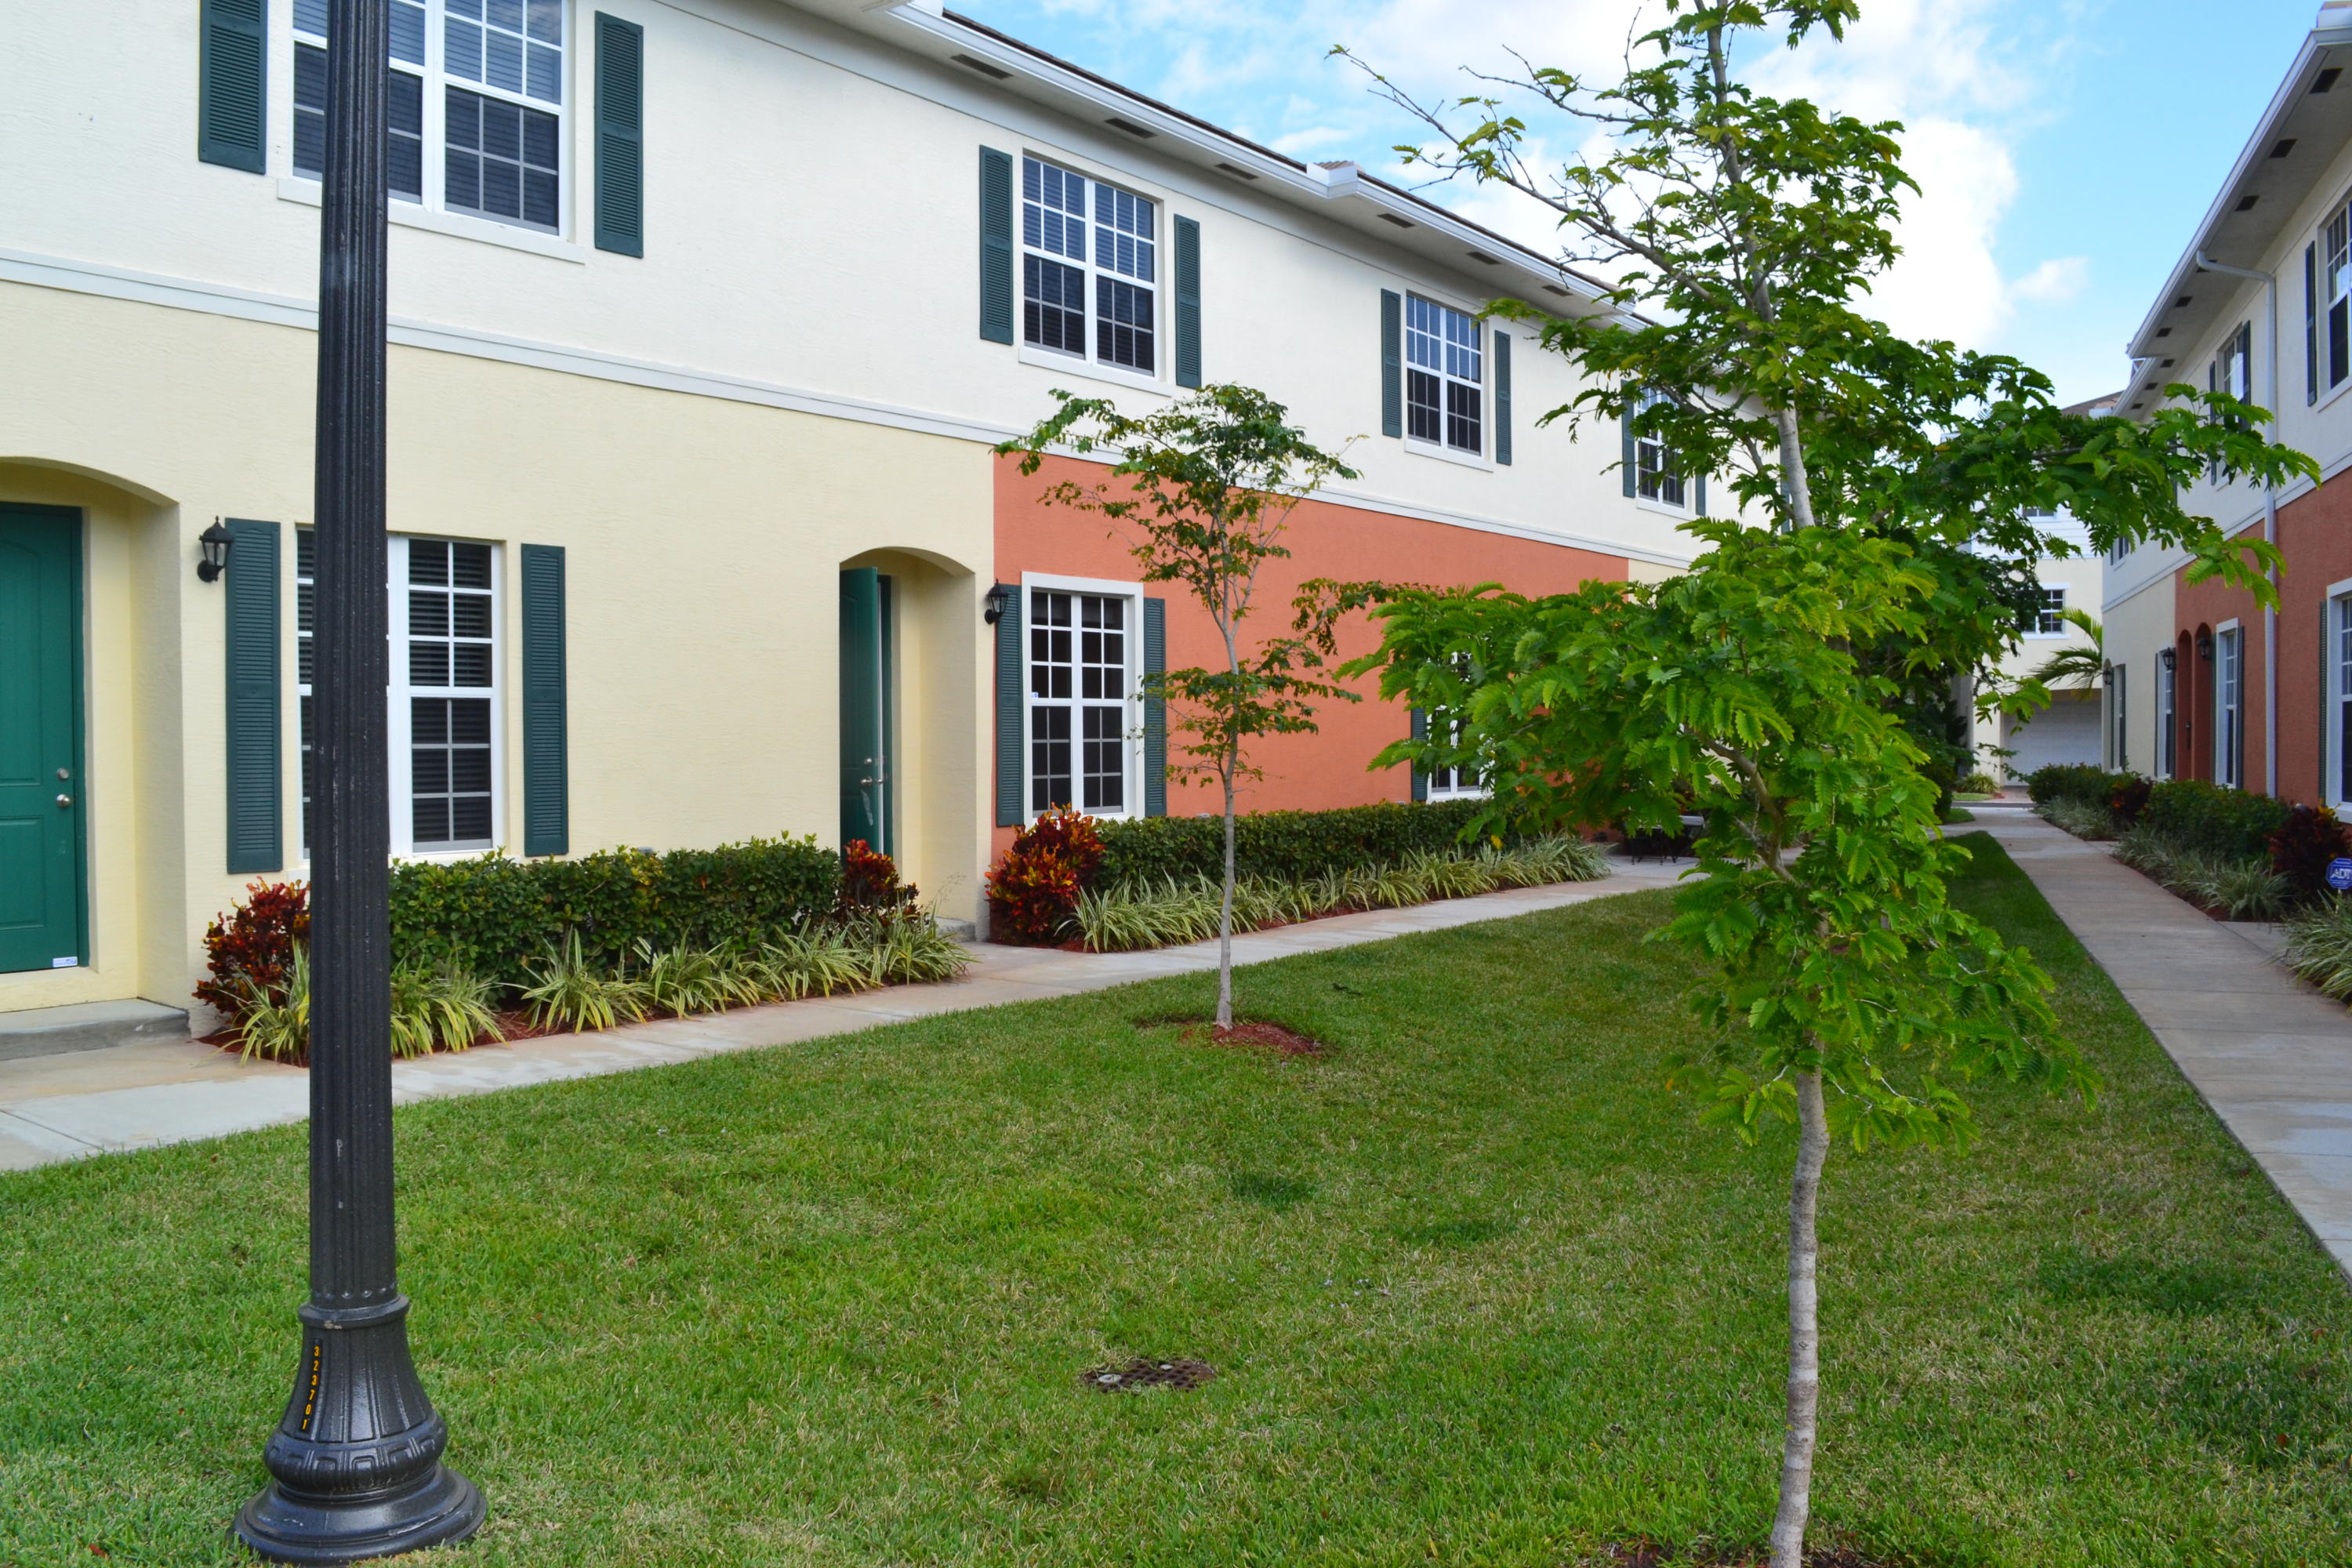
[1958,771,2001,796]
[2141,779,2294,861]
[2116,826,2292,921]
[2026,764,2126,808]
[1094,799,1509,887]
[2038,797,2118,840]
[2269,804,2352,900]
[2285,896,2352,998]
[387,836,839,982]
[2110,775,2153,827]
[197,878,310,1022]
[987,808,1106,945]
[839,838,917,916]
[227,946,310,1062]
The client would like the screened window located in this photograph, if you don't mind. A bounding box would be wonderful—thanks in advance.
[2107,663,2127,771]
[1635,390,1686,507]
[1029,590,1131,816]
[2155,648,2177,780]
[2336,598,2352,804]
[2216,627,2243,789]
[297,532,502,857]
[2328,209,2350,394]
[292,0,562,234]
[2027,586,2067,637]
[1022,156,1158,375]
[1405,296,1482,453]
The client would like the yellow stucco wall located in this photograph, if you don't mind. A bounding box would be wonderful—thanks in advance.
[0,282,993,1018]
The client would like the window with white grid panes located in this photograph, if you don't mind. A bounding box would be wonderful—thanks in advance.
[1634,390,1687,507]
[405,539,499,849]
[1424,656,1486,800]
[2335,597,2352,805]
[292,1,563,234]
[2027,586,2067,637]
[2216,626,2243,789]
[1405,296,1482,454]
[1022,155,1158,375]
[1029,590,1130,816]
[2155,648,2177,779]
[2328,208,2350,394]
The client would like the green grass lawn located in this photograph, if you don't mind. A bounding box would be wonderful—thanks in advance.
[4,836,2347,1566]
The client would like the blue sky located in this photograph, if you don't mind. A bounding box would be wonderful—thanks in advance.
[960,0,2320,405]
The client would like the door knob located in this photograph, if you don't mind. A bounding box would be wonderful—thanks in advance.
[56,795,73,808]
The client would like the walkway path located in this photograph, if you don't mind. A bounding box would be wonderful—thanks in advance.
[0,860,1683,1172]
[1972,804,2352,1280]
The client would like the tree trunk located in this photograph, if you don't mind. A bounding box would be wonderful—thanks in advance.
[1216,759,1237,1029]
[1770,1066,1829,1568]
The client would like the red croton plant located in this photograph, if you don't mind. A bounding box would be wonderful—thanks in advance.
[985,808,1105,946]
[195,878,310,1020]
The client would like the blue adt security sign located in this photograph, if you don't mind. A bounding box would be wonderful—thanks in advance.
[2327,858,2352,892]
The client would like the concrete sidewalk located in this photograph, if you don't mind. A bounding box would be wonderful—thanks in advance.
[1972,807,2352,1280]
[0,860,1683,1172]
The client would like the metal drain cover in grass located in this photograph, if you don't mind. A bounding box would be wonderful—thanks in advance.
[1083,1357,1216,1393]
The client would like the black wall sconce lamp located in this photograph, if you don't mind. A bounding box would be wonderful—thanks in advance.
[196,520,234,583]
[2196,627,2216,663]
[984,582,1014,625]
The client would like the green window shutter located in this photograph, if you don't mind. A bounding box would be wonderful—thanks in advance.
[1621,401,1639,498]
[1409,707,1428,803]
[1174,218,1203,388]
[1381,290,1403,438]
[994,586,1025,825]
[2307,242,2320,406]
[1142,597,1167,817]
[593,13,645,256]
[521,544,568,857]
[1494,331,1513,466]
[980,147,1015,344]
[198,0,267,174]
[223,518,281,873]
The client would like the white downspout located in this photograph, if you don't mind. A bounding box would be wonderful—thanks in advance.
[2197,250,2281,797]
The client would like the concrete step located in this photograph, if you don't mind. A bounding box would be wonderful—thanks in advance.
[0,1000,191,1062]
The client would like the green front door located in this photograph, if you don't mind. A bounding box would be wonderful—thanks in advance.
[838,568,895,856]
[0,505,86,974]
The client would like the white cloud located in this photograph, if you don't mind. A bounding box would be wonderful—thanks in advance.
[2013,256,2091,306]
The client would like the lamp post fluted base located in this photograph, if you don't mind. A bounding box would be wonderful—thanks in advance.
[233,1297,485,1564]
[235,1463,483,1566]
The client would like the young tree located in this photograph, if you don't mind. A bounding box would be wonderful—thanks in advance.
[1339,3,2318,1560]
[998,386,1359,1029]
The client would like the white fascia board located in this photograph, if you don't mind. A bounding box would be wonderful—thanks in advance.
[828,2,1633,328]
[2122,24,2352,365]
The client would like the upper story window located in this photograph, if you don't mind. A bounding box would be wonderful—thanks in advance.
[2322,207,2352,397]
[1634,390,1687,508]
[1022,155,1159,376]
[2026,585,2067,637]
[293,0,565,235]
[2209,322,2252,481]
[1405,296,1483,453]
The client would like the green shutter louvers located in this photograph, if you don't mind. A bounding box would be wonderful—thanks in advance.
[1142,597,1167,817]
[1174,218,1203,388]
[593,14,645,256]
[1409,708,1428,803]
[223,518,281,873]
[521,544,568,857]
[1380,290,1403,438]
[980,148,1015,344]
[993,585,1025,825]
[1621,401,1639,498]
[199,0,267,173]
[1494,331,1512,466]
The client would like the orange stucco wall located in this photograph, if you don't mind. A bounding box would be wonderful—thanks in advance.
[991,452,1633,856]
[2168,469,2352,801]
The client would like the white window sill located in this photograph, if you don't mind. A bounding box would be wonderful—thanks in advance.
[1015,343,1171,397]
[1634,495,1694,520]
[2317,372,2352,416]
[277,178,586,264]
[1403,437,1492,472]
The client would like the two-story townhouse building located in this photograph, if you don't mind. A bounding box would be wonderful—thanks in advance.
[2103,0,2352,797]
[1972,489,2109,784]
[0,0,1706,1033]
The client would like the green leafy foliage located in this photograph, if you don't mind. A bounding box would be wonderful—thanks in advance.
[2284,895,2352,999]
[2026,764,2132,809]
[986,808,1106,946]
[227,946,310,1063]
[1093,799,1508,887]
[521,931,651,1034]
[196,879,310,1023]
[388,962,505,1058]
[2141,780,2294,862]
[2113,828,2290,922]
[2268,804,2352,901]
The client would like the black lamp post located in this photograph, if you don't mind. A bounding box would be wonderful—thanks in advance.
[234,0,483,1558]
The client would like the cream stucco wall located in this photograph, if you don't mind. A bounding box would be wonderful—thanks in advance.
[2102,574,2180,778]
[0,282,990,1016]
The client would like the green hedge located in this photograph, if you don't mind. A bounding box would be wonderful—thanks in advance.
[1094,800,1510,887]
[2027,764,2135,808]
[2140,780,2294,861]
[389,837,840,984]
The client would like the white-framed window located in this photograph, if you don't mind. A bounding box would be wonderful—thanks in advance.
[298,531,503,858]
[1404,296,1483,454]
[2026,585,2067,637]
[2155,647,2177,780]
[1634,390,1688,509]
[2209,323,2252,481]
[2324,205,2350,396]
[1422,657,1488,801]
[2215,623,2243,789]
[293,0,567,234]
[1021,155,1159,376]
[1025,579,1140,819]
[2332,590,2352,808]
